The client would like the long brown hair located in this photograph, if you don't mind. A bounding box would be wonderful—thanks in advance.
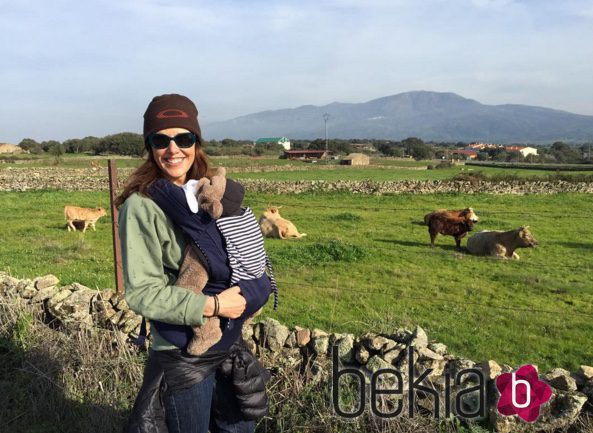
[115,145,210,208]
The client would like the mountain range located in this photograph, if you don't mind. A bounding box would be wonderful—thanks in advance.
[203,91,593,144]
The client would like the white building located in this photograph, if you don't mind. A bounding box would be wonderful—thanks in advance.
[255,137,291,150]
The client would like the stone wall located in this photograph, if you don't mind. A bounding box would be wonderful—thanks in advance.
[1,166,593,194]
[1,272,592,432]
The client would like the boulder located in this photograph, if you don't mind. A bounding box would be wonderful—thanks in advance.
[355,345,370,364]
[366,355,393,374]
[262,318,289,352]
[477,360,502,380]
[31,286,59,303]
[409,326,428,349]
[545,368,578,392]
[335,334,355,363]
[296,327,311,347]
[34,274,60,290]
[310,335,329,356]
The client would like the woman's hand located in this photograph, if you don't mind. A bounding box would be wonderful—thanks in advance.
[203,286,246,319]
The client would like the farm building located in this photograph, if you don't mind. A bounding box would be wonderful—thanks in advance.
[283,149,327,159]
[255,137,291,150]
[0,143,24,154]
[505,145,538,157]
[341,153,370,166]
[351,143,377,153]
[451,149,478,160]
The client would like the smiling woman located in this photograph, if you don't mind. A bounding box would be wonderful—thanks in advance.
[114,94,270,433]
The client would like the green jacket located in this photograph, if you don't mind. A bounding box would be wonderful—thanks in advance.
[118,192,208,351]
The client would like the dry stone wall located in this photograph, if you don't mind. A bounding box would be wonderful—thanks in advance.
[2,166,593,194]
[1,272,592,432]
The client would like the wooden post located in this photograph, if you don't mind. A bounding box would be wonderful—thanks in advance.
[108,159,124,297]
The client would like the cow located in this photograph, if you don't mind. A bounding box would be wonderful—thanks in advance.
[258,206,307,239]
[423,207,479,249]
[467,226,538,259]
[64,206,107,233]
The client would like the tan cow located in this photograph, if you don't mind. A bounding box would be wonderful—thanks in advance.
[467,226,538,259]
[259,206,307,239]
[64,206,107,232]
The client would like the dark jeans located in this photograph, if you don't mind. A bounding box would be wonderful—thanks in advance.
[164,371,255,433]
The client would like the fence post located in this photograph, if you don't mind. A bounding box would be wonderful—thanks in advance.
[108,159,124,297]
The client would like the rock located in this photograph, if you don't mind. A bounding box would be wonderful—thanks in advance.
[121,315,142,334]
[311,328,328,339]
[355,345,370,364]
[31,286,59,303]
[47,287,95,329]
[579,365,593,380]
[34,274,60,290]
[418,347,443,361]
[366,355,393,374]
[20,283,38,299]
[117,309,137,327]
[241,323,255,342]
[263,318,290,352]
[360,333,397,352]
[428,342,448,356]
[0,274,20,296]
[244,338,257,354]
[47,288,73,310]
[335,334,355,363]
[284,332,297,348]
[477,360,502,380]
[94,302,117,325]
[545,368,578,392]
[310,336,329,356]
[573,365,593,388]
[296,328,311,347]
[114,298,129,311]
[109,310,126,326]
[408,326,428,349]
[537,391,588,431]
[391,327,414,344]
[97,289,116,303]
[382,344,406,365]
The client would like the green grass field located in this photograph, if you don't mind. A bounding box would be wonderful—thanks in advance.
[1,189,592,371]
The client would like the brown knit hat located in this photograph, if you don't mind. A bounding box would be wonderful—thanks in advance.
[143,94,202,147]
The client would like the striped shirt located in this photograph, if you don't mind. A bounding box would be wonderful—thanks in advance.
[216,207,278,309]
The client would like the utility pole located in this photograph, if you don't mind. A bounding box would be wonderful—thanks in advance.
[323,113,330,162]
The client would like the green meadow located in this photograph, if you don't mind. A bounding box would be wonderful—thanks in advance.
[1,187,592,371]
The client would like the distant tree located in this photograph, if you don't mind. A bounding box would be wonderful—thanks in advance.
[410,142,434,160]
[19,138,44,154]
[49,142,65,163]
[402,137,424,156]
[97,133,144,156]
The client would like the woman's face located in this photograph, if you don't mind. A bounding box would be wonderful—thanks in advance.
[151,127,196,186]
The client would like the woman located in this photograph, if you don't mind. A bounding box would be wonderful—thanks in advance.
[116,94,271,433]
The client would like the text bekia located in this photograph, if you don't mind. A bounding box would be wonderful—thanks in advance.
[331,345,486,419]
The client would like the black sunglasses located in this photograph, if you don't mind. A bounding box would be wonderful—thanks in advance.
[148,132,197,149]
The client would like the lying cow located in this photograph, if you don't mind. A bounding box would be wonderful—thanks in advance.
[467,226,538,259]
[423,207,479,249]
[259,206,307,239]
[64,206,107,233]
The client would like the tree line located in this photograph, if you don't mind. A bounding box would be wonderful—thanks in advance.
[16,134,593,164]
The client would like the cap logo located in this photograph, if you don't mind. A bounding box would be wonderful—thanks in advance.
[156,109,189,119]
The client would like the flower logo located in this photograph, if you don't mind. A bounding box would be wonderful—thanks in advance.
[496,365,552,422]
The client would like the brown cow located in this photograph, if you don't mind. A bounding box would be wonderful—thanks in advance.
[423,207,479,249]
[64,206,107,232]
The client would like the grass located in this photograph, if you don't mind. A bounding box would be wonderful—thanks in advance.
[1,189,592,371]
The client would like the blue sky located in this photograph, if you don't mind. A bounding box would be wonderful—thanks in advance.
[1,0,592,142]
